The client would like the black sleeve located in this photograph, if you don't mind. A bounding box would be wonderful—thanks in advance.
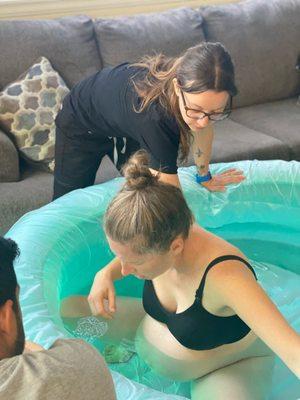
[139,117,180,174]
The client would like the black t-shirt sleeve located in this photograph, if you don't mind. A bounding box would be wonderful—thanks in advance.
[139,115,180,174]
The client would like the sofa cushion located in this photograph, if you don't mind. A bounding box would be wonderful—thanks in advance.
[0,15,101,90]
[0,167,53,235]
[212,119,290,163]
[94,7,205,67]
[201,0,300,107]
[230,97,300,160]
[0,129,19,182]
[0,57,69,172]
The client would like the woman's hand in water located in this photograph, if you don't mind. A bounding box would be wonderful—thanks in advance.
[201,168,246,192]
[88,269,116,319]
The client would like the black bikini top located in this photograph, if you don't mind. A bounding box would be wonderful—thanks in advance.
[142,255,257,351]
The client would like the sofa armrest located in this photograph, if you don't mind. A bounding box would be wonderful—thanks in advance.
[0,129,19,182]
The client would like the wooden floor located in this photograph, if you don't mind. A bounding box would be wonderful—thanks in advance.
[0,0,239,20]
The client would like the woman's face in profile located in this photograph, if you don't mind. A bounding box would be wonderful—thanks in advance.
[107,237,172,280]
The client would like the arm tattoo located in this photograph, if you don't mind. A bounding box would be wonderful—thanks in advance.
[195,148,204,158]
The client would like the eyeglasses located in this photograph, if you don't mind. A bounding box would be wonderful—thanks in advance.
[180,89,232,122]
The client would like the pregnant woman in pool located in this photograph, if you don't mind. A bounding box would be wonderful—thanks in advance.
[61,151,300,399]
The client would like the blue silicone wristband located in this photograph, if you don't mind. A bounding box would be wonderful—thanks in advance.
[195,171,212,184]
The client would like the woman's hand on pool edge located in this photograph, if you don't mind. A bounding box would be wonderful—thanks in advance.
[201,169,246,192]
[88,269,116,319]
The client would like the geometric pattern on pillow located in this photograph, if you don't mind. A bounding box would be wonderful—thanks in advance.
[0,57,69,172]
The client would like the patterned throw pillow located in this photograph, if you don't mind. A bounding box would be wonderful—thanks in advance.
[0,57,69,171]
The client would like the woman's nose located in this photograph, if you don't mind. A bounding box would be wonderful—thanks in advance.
[121,262,135,276]
[196,116,209,128]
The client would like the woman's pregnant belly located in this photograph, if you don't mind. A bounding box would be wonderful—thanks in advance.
[135,314,274,381]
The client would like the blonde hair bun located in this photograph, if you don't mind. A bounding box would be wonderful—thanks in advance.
[122,150,159,190]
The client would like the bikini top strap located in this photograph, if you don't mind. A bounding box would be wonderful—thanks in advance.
[195,255,257,299]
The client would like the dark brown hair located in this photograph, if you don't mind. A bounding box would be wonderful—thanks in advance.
[131,42,237,162]
[104,150,194,254]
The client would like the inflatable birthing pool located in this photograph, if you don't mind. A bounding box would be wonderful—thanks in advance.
[6,160,300,399]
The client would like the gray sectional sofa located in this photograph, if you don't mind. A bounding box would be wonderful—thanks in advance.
[0,0,299,234]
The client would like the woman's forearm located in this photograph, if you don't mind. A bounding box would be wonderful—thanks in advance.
[191,124,214,176]
[101,257,123,281]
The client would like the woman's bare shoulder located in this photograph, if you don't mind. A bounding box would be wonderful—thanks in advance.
[195,225,247,262]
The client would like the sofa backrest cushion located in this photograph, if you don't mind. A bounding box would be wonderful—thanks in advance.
[201,0,300,107]
[94,7,205,67]
[0,15,101,90]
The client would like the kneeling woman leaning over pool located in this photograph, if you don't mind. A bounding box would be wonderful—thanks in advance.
[61,151,300,399]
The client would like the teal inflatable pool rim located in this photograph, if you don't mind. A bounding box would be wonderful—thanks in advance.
[5,159,300,399]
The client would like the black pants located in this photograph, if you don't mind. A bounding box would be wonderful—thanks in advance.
[53,126,140,200]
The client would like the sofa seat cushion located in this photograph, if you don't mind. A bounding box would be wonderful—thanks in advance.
[201,0,300,107]
[94,7,205,67]
[230,97,300,160]
[0,57,69,171]
[211,119,290,163]
[0,168,53,235]
[0,15,101,90]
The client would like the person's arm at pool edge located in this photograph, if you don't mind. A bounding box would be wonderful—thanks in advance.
[192,125,246,191]
[191,124,213,177]
[149,125,245,191]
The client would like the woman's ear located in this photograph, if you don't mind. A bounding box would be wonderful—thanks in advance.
[170,236,184,256]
